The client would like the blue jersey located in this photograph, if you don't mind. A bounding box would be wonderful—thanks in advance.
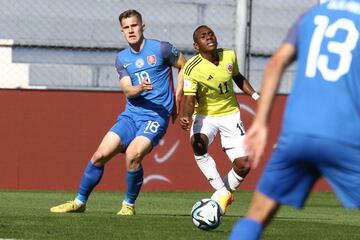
[115,39,180,119]
[283,0,360,146]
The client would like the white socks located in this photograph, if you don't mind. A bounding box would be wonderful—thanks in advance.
[195,153,244,193]
[74,198,85,206]
[194,153,224,190]
[223,168,244,192]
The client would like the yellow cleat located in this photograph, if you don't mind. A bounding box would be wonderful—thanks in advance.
[216,192,234,215]
[50,200,86,213]
[117,202,135,216]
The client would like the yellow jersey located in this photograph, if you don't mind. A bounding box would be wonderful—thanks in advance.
[183,49,240,116]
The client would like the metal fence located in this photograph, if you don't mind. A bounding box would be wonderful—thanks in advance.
[248,0,319,93]
[0,0,319,93]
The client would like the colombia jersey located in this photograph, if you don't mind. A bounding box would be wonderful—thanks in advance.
[183,49,240,116]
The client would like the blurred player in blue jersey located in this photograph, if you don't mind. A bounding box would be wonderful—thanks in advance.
[50,9,186,215]
[230,0,360,239]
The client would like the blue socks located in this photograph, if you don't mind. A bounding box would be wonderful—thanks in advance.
[74,161,143,206]
[76,161,104,203]
[229,217,263,240]
[124,166,144,205]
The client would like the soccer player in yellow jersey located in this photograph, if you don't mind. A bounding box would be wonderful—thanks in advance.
[179,25,259,215]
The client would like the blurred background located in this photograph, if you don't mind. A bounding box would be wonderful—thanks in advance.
[0,0,318,93]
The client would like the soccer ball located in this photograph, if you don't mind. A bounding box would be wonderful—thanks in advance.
[191,199,222,231]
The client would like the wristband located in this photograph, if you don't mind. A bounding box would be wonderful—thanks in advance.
[251,92,260,101]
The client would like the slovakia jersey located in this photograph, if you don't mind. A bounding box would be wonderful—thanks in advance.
[282,0,360,146]
[115,39,180,119]
[183,49,240,116]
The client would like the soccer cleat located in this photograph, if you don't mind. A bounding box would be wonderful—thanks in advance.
[117,202,135,216]
[50,200,86,213]
[211,189,234,215]
[217,192,234,215]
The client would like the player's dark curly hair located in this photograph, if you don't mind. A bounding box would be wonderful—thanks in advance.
[192,25,209,42]
[119,9,142,26]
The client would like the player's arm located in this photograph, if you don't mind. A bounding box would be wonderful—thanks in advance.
[119,76,153,98]
[174,54,186,103]
[161,42,187,123]
[233,73,260,101]
[115,55,153,98]
[173,53,187,123]
[179,94,196,131]
[179,71,198,130]
[246,42,296,168]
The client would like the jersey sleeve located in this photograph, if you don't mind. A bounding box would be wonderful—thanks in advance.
[284,20,299,47]
[183,72,197,96]
[285,5,317,46]
[284,11,309,47]
[160,41,180,66]
[115,55,130,80]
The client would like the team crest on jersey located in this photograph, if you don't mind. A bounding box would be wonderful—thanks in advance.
[184,79,192,90]
[227,64,233,73]
[135,58,144,68]
[147,55,156,66]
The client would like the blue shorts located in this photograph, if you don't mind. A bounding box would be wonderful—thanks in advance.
[257,133,360,209]
[109,112,169,150]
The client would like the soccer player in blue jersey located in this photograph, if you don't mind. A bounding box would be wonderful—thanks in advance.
[50,9,186,215]
[229,0,360,239]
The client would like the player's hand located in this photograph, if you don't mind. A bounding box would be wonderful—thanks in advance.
[245,120,268,169]
[141,78,153,92]
[179,116,191,131]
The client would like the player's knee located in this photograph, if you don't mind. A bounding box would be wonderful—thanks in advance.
[91,151,108,167]
[126,159,141,170]
[192,144,207,155]
[191,135,208,155]
[125,150,143,169]
[233,156,251,177]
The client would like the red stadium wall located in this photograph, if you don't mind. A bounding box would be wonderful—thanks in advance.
[0,89,331,191]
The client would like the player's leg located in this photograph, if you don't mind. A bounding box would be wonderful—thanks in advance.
[192,133,225,190]
[75,131,123,204]
[117,136,151,215]
[191,115,225,191]
[50,131,124,213]
[209,113,248,214]
[190,115,231,213]
[220,112,250,192]
[191,132,232,214]
[50,115,132,213]
[230,133,320,239]
[223,156,250,193]
[229,191,279,240]
[118,116,168,215]
[214,155,249,215]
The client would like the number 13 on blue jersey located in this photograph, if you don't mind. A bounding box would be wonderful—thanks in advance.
[306,15,359,82]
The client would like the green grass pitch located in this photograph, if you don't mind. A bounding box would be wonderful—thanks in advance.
[0,190,359,239]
